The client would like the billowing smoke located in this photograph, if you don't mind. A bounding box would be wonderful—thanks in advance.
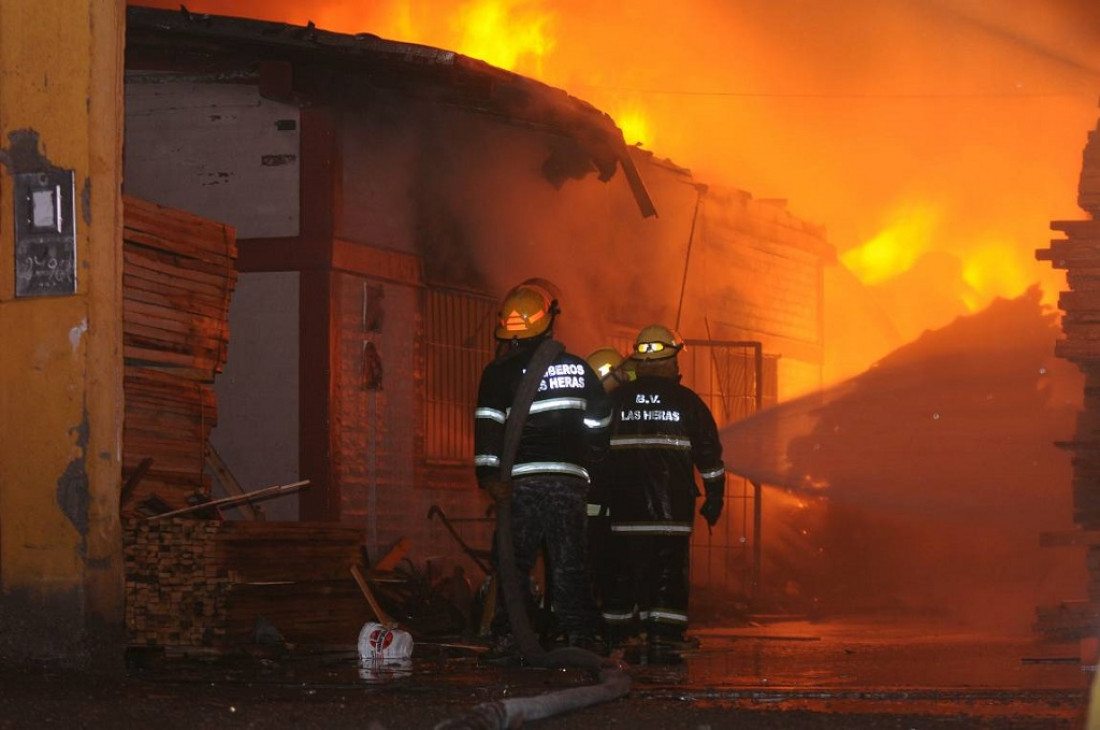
[131,0,1100,368]
[129,0,1098,630]
[725,287,1085,632]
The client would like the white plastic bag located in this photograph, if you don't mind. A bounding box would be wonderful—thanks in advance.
[358,621,414,662]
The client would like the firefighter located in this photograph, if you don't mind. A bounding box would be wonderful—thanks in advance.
[583,346,632,613]
[474,280,611,654]
[586,346,632,392]
[600,324,726,653]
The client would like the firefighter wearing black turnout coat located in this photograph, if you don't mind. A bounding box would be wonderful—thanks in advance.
[600,325,725,650]
[474,280,611,650]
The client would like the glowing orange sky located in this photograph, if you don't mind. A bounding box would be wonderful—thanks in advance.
[131,0,1100,348]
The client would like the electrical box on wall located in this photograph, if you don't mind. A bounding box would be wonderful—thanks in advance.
[14,169,76,297]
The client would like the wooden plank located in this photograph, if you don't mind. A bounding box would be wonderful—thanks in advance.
[123,343,220,372]
[145,481,308,521]
[124,196,238,258]
[123,339,224,373]
[123,230,236,271]
[1051,219,1100,236]
[1060,323,1100,341]
[350,564,397,628]
[123,247,234,290]
[212,522,366,541]
[123,238,235,282]
[1058,291,1100,312]
[123,261,228,301]
[124,296,226,333]
[1054,339,1100,361]
[1040,529,1100,547]
[123,283,229,321]
[373,537,410,572]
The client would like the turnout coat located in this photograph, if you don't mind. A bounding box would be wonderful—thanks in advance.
[604,374,725,535]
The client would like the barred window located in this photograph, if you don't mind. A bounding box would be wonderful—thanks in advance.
[422,288,496,465]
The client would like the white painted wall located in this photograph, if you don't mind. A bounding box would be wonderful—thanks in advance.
[211,272,300,520]
[124,77,299,238]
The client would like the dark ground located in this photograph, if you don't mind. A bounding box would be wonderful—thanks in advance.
[0,618,1089,729]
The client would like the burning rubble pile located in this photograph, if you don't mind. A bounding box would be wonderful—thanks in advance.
[721,287,1083,631]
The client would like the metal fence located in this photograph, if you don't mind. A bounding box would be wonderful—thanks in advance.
[678,340,777,604]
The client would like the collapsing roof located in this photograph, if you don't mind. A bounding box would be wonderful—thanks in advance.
[125,5,657,217]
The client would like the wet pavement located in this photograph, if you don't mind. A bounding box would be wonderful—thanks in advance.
[0,616,1090,728]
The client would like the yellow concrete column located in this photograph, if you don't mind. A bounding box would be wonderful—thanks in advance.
[0,0,125,667]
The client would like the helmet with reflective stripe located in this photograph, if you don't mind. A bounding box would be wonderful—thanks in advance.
[586,347,625,382]
[632,324,683,361]
[494,280,560,341]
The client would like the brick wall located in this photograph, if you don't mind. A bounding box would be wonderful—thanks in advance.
[332,273,492,581]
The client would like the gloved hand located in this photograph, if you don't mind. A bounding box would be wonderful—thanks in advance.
[699,496,723,527]
[481,478,513,502]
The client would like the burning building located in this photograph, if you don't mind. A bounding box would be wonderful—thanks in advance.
[113,6,833,646]
[1,0,1094,668]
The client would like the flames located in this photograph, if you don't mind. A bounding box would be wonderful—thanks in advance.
[842,203,1039,318]
[610,103,650,147]
[450,0,555,75]
[129,0,1098,374]
[959,240,1034,313]
[841,203,939,286]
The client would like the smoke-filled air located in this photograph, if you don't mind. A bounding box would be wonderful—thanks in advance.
[128,0,1100,630]
[131,0,1100,370]
[726,288,1084,631]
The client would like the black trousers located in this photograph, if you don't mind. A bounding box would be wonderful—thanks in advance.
[491,475,599,640]
[601,532,691,640]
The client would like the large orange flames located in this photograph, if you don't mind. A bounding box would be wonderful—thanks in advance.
[131,0,1100,374]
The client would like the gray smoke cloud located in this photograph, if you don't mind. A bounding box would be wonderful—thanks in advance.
[723,288,1085,631]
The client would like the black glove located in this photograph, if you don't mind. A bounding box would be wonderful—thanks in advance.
[699,496,723,527]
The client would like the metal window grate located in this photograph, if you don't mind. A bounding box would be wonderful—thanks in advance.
[422,289,496,465]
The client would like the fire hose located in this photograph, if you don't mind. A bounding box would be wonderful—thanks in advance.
[434,338,631,729]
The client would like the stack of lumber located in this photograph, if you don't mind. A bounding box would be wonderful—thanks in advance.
[1036,529,1100,639]
[1034,601,1100,641]
[125,520,371,650]
[121,195,237,514]
[1080,122,1100,214]
[1035,115,1100,640]
[125,518,228,648]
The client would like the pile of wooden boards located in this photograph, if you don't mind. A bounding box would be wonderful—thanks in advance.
[121,195,237,514]
[1035,117,1100,640]
[125,520,372,650]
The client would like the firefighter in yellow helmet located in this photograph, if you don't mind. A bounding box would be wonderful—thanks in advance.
[600,324,726,655]
[474,280,611,656]
[585,346,632,393]
[582,345,633,616]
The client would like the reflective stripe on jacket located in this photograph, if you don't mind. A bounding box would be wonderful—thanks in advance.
[605,374,725,528]
[474,341,611,484]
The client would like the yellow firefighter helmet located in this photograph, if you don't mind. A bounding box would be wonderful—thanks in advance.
[494,280,560,341]
[586,347,625,382]
[632,324,684,361]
